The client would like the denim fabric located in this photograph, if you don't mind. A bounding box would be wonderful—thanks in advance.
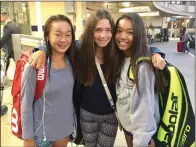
[184,40,189,52]
[150,47,165,58]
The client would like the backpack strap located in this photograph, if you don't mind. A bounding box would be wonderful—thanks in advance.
[128,56,151,81]
[136,56,151,66]
[34,63,47,99]
[34,55,69,99]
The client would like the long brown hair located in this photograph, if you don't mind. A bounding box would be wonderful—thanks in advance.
[115,13,164,94]
[76,9,121,85]
[43,14,77,77]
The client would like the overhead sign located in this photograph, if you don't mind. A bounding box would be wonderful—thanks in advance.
[138,11,160,17]
[167,17,177,21]
[119,6,150,13]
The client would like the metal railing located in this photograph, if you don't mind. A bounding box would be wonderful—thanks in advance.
[12,34,44,62]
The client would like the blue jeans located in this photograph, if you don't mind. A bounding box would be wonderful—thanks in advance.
[184,40,189,52]
[34,136,52,147]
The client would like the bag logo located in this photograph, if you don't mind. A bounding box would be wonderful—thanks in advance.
[37,67,45,80]
[168,93,178,133]
[180,125,191,146]
[11,108,18,133]
[162,92,178,145]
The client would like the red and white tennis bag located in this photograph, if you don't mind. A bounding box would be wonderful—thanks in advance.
[11,50,47,139]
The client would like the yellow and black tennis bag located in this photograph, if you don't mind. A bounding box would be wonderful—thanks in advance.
[128,56,195,147]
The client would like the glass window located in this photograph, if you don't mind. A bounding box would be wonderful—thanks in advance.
[13,2,29,24]
[1,2,29,24]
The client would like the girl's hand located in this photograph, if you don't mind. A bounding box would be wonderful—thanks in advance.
[152,53,166,70]
[24,138,36,147]
[28,50,46,69]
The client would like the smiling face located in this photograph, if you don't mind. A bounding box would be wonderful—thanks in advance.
[48,21,72,54]
[94,18,112,49]
[115,18,134,56]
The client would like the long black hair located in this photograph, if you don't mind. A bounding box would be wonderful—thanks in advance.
[115,13,164,94]
[43,14,76,77]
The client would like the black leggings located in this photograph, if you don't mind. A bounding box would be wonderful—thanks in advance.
[80,108,118,147]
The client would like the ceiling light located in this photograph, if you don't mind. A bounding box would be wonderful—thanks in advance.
[138,11,159,17]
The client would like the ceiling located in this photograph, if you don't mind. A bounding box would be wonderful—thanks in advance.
[86,1,177,17]
[87,2,158,11]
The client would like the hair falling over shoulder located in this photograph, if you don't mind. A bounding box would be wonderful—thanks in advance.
[115,13,164,94]
[43,14,77,78]
[75,9,122,86]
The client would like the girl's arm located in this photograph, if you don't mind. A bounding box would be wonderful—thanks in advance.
[130,63,160,147]
[28,45,47,69]
[21,63,37,140]
[28,40,81,69]
[29,44,166,70]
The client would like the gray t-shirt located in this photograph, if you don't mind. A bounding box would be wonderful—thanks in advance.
[21,63,74,141]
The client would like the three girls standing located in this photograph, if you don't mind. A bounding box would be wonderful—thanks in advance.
[27,9,165,147]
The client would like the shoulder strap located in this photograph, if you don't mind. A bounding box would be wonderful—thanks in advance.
[95,56,122,130]
[136,56,151,65]
[128,56,151,81]
[35,55,68,99]
[95,57,115,111]
[34,63,47,99]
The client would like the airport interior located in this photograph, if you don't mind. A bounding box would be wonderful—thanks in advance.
[0,1,195,146]
[1,1,195,60]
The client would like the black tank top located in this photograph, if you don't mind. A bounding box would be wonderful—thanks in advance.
[80,64,117,115]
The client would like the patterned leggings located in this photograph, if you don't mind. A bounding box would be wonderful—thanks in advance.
[80,108,118,147]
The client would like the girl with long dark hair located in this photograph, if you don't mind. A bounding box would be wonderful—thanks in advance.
[115,12,164,147]
[21,14,76,147]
